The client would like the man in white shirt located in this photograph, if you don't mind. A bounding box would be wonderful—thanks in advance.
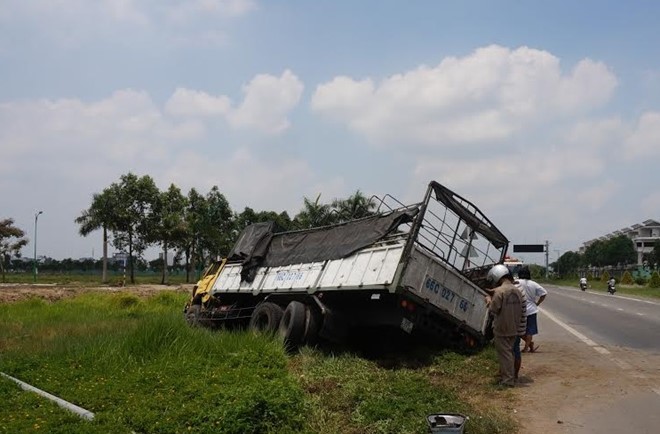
[516,266,547,353]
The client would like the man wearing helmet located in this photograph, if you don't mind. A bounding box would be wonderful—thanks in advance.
[486,264,527,387]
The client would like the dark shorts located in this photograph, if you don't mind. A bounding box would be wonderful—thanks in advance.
[513,336,521,360]
[526,313,538,335]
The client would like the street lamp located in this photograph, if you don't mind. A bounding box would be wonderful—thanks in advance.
[33,211,43,283]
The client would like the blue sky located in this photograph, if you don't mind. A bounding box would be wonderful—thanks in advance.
[1,0,659,264]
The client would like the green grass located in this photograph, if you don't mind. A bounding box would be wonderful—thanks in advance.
[0,292,517,433]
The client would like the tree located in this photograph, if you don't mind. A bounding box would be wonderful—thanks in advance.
[583,236,636,268]
[331,190,376,222]
[0,219,28,282]
[198,186,234,261]
[649,240,660,268]
[234,207,293,237]
[75,187,119,283]
[583,240,605,267]
[110,173,160,284]
[293,194,334,229]
[602,235,636,266]
[151,184,188,285]
[649,271,660,288]
[556,251,581,277]
[621,271,633,285]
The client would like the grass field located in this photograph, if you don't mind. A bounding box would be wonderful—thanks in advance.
[1,272,193,286]
[0,291,517,433]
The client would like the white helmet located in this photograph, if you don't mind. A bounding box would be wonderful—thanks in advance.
[487,264,511,285]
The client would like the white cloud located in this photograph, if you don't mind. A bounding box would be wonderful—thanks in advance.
[165,88,232,117]
[159,148,319,215]
[575,180,621,211]
[166,70,304,134]
[311,45,618,146]
[228,70,304,134]
[624,112,660,159]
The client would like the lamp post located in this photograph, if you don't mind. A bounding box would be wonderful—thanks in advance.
[33,211,43,283]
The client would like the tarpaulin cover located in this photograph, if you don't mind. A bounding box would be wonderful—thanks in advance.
[430,181,508,249]
[228,208,419,282]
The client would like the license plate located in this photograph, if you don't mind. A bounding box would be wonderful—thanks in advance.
[400,317,414,334]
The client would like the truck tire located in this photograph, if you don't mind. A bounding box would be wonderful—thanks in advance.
[249,302,284,333]
[279,301,307,350]
[303,304,322,345]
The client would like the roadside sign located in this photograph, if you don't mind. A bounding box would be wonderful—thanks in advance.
[513,244,545,253]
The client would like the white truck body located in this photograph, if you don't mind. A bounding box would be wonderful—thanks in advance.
[210,238,492,338]
[189,181,508,347]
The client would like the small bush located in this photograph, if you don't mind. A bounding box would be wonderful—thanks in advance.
[621,271,633,285]
[601,270,610,282]
[649,271,660,288]
[635,277,647,286]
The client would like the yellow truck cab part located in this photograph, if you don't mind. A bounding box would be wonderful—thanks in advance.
[192,259,226,304]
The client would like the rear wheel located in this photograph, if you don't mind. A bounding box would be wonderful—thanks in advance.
[279,301,307,350]
[249,302,284,333]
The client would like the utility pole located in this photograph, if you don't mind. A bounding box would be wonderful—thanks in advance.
[545,240,549,279]
[33,211,43,283]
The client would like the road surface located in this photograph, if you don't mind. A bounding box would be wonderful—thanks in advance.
[516,284,660,433]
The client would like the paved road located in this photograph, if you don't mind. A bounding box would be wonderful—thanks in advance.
[521,284,660,433]
[542,284,660,351]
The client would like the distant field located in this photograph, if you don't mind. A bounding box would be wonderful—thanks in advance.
[0,290,517,433]
[1,271,194,286]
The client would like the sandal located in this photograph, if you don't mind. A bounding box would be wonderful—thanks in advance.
[530,344,540,353]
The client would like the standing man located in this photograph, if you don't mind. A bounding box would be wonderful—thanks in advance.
[486,264,527,387]
[516,266,547,353]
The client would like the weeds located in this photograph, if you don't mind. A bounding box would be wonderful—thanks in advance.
[0,292,517,433]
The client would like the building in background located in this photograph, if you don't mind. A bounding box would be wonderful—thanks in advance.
[580,219,660,265]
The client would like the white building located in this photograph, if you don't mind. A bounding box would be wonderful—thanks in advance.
[580,219,660,265]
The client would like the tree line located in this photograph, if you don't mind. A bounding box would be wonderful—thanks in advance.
[74,172,377,284]
[554,235,660,277]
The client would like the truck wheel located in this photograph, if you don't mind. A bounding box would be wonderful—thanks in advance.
[303,304,322,345]
[185,304,201,327]
[279,301,307,350]
[249,302,284,333]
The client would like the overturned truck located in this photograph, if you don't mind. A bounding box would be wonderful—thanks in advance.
[184,181,509,350]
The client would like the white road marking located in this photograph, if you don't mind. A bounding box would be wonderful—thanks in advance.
[541,308,660,396]
[540,308,610,354]
[636,312,645,316]
[617,308,624,311]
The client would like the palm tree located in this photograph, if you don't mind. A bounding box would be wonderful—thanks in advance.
[332,190,376,222]
[75,187,119,283]
[294,194,334,229]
